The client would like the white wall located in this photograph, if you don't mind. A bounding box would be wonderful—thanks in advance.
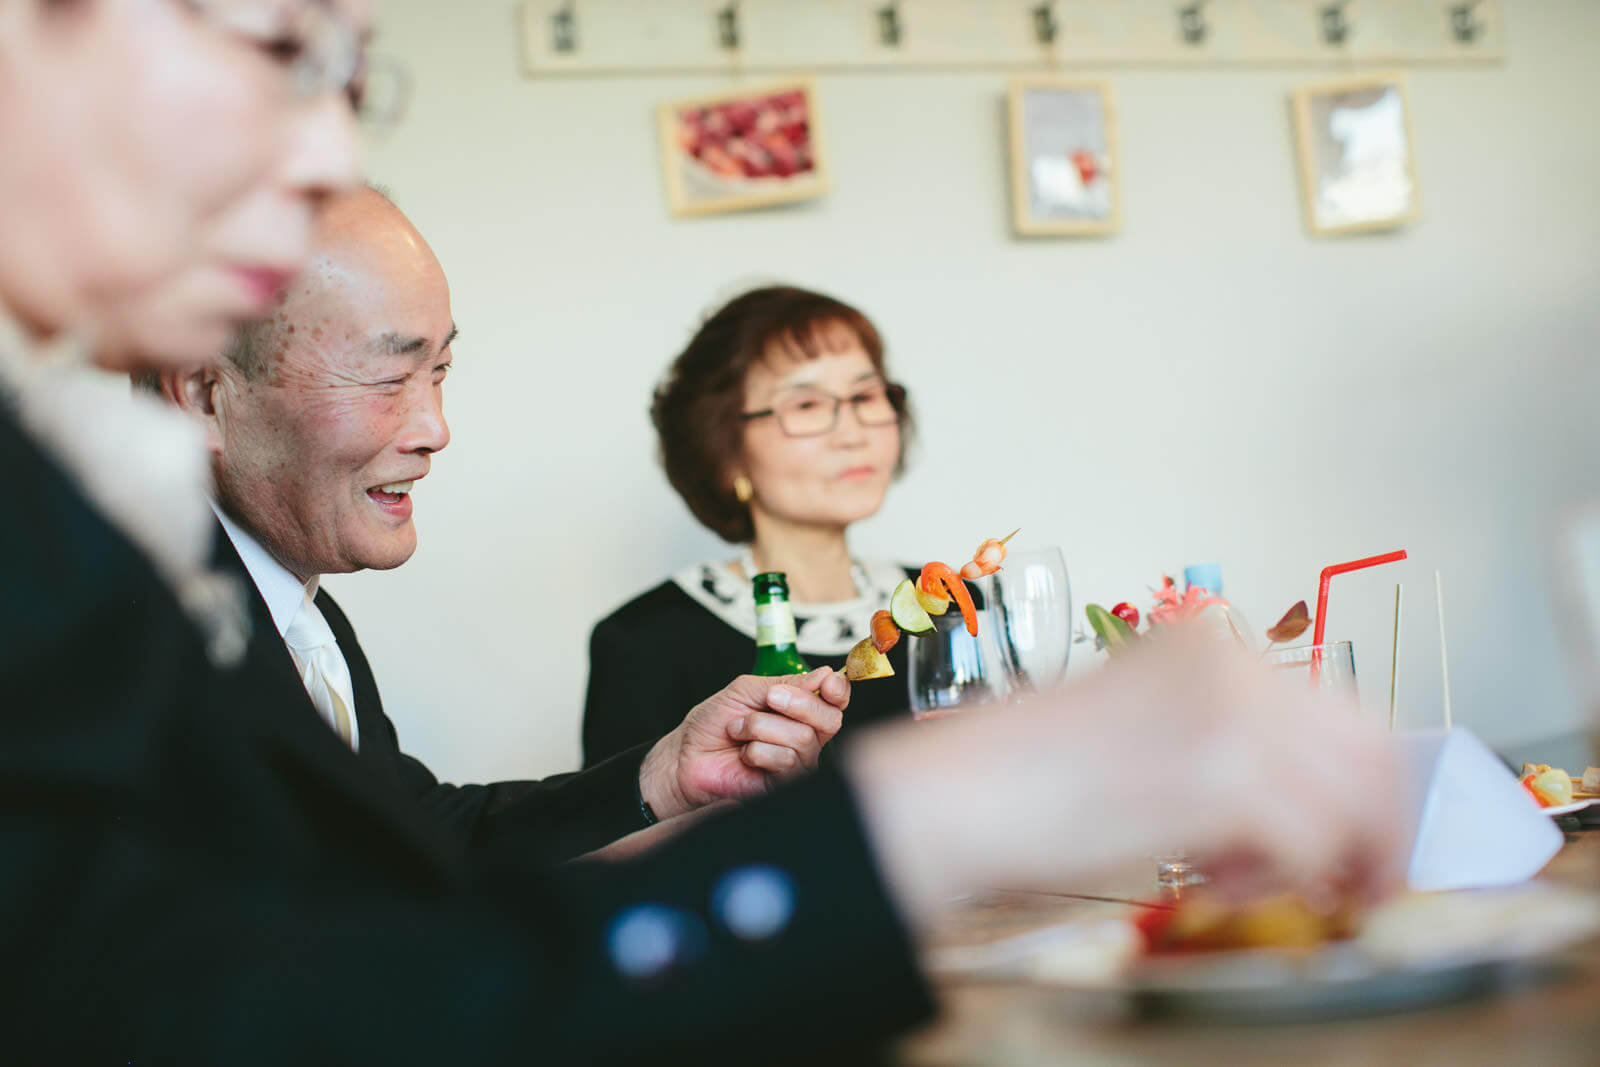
[334,0,1600,783]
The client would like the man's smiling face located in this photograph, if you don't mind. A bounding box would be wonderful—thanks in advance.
[211,189,456,580]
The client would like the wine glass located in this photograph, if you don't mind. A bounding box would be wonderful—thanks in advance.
[982,547,1072,698]
[906,581,1010,720]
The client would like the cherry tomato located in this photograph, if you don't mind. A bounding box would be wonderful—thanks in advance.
[1111,602,1140,630]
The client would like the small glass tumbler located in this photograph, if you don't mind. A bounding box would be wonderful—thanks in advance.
[906,585,1010,720]
[1262,641,1358,696]
[1154,850,1207,899]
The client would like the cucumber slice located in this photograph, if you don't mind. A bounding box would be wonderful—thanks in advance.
[1086,603,1137,654]
[889,579,936,636]
[844,637,895,681]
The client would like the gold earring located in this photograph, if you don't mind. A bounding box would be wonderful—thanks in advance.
[733,475,753,503]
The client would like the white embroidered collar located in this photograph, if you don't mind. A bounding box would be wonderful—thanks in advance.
[0,306,248,666]
[672,554,909,656]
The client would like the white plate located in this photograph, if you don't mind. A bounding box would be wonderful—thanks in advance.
[933,883,1600,1022]
[1542,798,1600,817]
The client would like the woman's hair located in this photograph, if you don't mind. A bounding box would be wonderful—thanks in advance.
[651,285,914,544]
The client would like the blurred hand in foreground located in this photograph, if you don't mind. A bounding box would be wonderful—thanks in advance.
[846,628,1405,926]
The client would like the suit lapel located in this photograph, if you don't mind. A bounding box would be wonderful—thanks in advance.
[209,527,460,872]
[312,587,402,777]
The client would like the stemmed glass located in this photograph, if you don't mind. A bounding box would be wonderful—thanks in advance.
[1152,643,1362,897]
[905,547,1072,718]
[982,547,1073,699]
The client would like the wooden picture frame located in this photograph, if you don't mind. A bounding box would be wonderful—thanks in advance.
[657,78,830,218]
[1290,73,1421,237]
[1007,77,1122,237]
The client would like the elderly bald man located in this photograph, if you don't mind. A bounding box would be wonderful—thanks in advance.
[158,187,847,863]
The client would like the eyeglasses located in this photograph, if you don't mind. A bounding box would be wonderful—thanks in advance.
[179,1,411,133]
[349,54,412,136]
[742,381,907,438]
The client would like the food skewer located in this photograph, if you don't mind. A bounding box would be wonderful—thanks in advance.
[847,530,1018,681]
[1389,583,1403,732]
[1435,569,1453,730]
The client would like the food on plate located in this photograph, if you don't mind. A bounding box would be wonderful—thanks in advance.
[1086,602,1137,653]
[1520,765,1575,808]
[1135,892,1359,955]
[1085,574,1310,659]
[1264,600,1312,644]
[1582,766,1600,795]
[1147,574,1228,628]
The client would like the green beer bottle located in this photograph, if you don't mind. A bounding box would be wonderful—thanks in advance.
[751,572,810,676]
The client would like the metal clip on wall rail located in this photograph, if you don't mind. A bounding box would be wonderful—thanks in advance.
[877,2,902,47]
[717,2,740,51]
[1450,1,1484,44]
[1320,1,1351,47]
[1032,3,1059,46]
[551,1,576,53]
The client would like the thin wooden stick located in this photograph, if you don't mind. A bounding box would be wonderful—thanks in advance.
[1389,583,1403,731]
[1435,570,1453,730]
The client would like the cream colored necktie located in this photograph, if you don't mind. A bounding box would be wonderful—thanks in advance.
[283,592,356,747]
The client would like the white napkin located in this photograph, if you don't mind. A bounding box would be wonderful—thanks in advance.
[1397,728,1564,892]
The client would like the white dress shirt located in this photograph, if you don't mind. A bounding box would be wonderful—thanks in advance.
[212,504,361,752]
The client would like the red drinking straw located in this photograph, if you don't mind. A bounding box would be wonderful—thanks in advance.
[1310,549,1408,683]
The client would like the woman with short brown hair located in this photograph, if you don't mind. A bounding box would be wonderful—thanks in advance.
[583,284,917,766]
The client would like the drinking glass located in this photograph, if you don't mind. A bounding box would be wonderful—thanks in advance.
[906,582,1010,720]
[1154,849,1206,898]
[1153,643,1358,895]
[982,547,1072,698]
[1262,641,1359,696]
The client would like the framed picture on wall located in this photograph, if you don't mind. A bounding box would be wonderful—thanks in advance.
[1006,77,1121,237]
[657,78,829,218]
[1290,74,1420,237]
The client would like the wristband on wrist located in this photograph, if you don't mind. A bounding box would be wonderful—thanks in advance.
[636,777,659,827]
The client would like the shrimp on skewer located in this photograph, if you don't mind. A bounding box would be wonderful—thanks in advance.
[959,528,1020,580]
[919,562,979,636]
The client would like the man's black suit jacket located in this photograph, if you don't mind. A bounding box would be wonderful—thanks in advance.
[0,402,932,1064]
[212,531,652,866]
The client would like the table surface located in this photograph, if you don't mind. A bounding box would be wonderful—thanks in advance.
[894,828,1600,1065]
